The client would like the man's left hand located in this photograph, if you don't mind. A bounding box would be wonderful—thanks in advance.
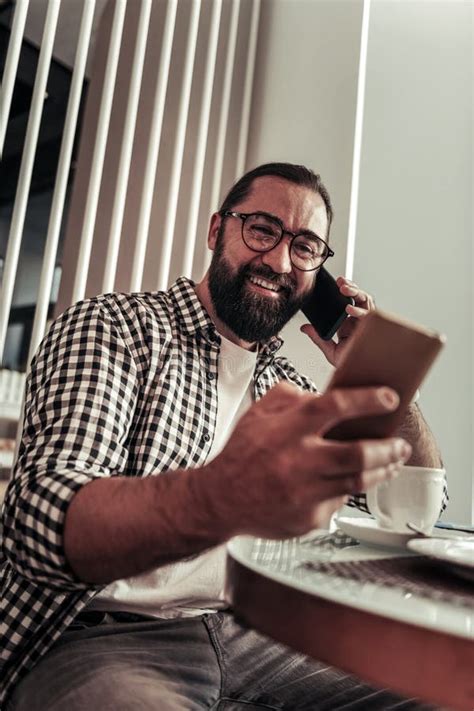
[300,276,375,368]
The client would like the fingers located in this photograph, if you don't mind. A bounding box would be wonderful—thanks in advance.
[345,303,370,318]
[335,315,359,342]
[259,385,403,447]
[292,386,400,437]
[337,277,375,312]
[300,437,412,476]
[300,439,411,501]
[300,323,337,362]
[300,323,324,345]
[315,464,403,499]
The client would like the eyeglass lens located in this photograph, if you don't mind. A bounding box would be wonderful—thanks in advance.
[242,213,328,270]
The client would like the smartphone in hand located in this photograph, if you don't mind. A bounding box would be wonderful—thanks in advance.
[324,309,446,440]
[301,267,354,341]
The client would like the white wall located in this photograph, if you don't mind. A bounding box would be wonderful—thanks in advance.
[246,0,365,390]
[354,0,473,523]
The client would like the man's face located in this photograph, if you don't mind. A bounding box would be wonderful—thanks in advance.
[207,176,329,343]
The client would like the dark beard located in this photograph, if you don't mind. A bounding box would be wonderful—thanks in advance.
[208,234,314,343]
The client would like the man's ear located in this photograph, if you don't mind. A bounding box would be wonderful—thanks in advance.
[208,212,222,251]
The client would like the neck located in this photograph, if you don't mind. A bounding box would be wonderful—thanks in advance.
[194,275,257,351]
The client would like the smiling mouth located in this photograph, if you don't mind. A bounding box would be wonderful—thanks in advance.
[247,275,284,295]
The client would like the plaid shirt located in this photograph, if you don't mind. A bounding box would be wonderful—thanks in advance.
[0,277,446,705]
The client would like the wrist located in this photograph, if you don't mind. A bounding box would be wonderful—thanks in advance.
[158,464,236,548]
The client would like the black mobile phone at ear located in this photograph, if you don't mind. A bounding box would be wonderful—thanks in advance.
[301,267,354,340]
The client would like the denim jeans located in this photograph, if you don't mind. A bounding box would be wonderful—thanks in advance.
[8,611,439,710]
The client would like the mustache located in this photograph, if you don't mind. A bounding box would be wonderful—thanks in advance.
[243,265,296,293]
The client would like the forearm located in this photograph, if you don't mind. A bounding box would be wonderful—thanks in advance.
[64,467,230,585]
[396,403,443,468]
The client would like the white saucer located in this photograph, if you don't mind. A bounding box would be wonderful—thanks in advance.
[336,517,417,550]
[407,538,474,583]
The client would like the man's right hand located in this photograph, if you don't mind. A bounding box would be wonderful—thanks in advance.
[64,382,411,584]
[198,382,412,539]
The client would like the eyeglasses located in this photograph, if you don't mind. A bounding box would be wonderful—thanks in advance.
[220,210,334,272]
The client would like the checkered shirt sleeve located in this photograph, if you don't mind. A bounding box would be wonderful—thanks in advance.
[271,356,319,393]
[2,299,139,589]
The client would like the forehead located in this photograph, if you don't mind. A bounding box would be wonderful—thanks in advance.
[236,176,329,237]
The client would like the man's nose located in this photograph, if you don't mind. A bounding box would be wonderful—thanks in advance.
[260,238,293,274]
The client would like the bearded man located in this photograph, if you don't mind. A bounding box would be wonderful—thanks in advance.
[1,163,443,710]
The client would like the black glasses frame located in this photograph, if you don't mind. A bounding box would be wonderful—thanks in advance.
[220,210,334,272]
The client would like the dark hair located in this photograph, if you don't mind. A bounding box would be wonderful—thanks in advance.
[219,162,333,236]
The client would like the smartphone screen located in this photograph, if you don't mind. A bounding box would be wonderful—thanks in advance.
[301,267,354,340]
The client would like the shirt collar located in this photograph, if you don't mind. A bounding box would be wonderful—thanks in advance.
[168,276,284,356]
[169,277,217,341]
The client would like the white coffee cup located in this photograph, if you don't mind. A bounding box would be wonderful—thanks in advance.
[366,465,446,533]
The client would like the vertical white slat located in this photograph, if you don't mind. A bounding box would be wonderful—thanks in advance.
[235,0,260,178]
[0,0,30,159]
[202,0,241,274]
[102,0,153,293]
[156,0,201,291]
[0,0,61,364]
[71,0,126,303]
[130,0,178,292]
[27,0,97,364]
[181,0,222,278]
[345,0,371,281]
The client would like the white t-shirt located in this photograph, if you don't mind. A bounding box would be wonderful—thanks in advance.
[90,334,257,618]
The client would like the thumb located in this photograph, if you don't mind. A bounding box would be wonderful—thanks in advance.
[300,323,336,364]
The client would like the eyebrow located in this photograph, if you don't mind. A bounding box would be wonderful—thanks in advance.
[254,210,323,241]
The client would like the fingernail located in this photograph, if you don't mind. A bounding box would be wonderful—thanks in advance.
[394,439,411,460]
[402,442,412,461]
[378,388,399,409]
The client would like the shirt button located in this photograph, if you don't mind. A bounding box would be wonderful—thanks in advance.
[201,432,211,443]
[207,372,215,380]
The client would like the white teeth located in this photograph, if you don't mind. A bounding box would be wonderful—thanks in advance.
[249,276,280,292]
